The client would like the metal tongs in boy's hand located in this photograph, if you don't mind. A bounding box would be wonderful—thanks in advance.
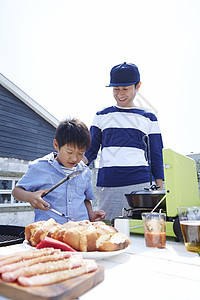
[46,207,76,221]
[41,169,83,220]
[41,169,82,198]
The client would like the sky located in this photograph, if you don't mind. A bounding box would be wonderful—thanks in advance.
[0,0,200,156]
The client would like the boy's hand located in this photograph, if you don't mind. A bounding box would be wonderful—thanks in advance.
[12,186,50,211]
[89,210,106,222]
[29,189,50,210]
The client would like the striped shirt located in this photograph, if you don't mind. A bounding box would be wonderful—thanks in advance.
[85,106,164,187]
[58,163,76,176]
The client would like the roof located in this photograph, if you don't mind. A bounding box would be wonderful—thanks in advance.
[0,73,59,128]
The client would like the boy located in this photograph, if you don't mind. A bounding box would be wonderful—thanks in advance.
[84,62,164,221]
[12,118,106,224]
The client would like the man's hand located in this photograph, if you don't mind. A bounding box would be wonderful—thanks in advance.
[155,179,163,190]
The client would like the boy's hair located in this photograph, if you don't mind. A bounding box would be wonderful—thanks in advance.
[55,118,91,150]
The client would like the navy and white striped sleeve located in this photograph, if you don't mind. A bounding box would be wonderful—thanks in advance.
[85,114,102,164]
[148,113,164,180]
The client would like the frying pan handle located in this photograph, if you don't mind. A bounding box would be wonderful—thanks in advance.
[142,135,153,186]
[144,184,161,191]
[130,184,161,194]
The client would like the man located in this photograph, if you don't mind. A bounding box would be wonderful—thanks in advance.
[84,62,164,221]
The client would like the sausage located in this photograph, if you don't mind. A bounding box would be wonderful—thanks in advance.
[2,254,83,282]
[0,251,71,274]
[18,259,98,286]
[0,248,58,267]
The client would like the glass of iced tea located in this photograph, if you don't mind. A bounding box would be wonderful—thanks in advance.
[142,212,166,248]
[177,207,200,253]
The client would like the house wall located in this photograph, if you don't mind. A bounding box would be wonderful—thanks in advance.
[0,157,34,226]
[0,82,57,226]
[0,157,29,175]
[0,206,34,227]
[0,84,55,161]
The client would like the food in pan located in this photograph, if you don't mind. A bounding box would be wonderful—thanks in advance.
[25,218,131,252]
[0,248,98,286]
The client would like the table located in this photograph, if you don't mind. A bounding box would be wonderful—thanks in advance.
[1,234,200,300]
[81,234,200,300]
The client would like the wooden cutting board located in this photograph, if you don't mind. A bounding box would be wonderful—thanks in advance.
[0,265,104,300]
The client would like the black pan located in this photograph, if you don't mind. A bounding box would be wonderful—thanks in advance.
[125,189,166,209]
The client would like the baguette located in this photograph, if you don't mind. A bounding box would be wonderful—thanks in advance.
[62,226,84,251]
[25,219,130,252]
[96,232,131,251]
[25,218,58,246]
[79,225,98,252]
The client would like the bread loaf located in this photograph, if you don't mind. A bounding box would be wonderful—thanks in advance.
[96,232,130,251]
[25,219,130,251]
[25,218,57,247]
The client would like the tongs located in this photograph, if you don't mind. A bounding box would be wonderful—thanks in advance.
[42,170,82,197]
[47,207,76,221]
[41,169,83,220]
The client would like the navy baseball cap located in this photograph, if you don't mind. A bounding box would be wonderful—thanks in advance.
[107,62,140,87]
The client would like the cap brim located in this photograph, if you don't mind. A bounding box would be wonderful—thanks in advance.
[106,82,137,87]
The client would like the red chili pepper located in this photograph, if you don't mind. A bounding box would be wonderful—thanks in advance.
[36,236,77,252]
